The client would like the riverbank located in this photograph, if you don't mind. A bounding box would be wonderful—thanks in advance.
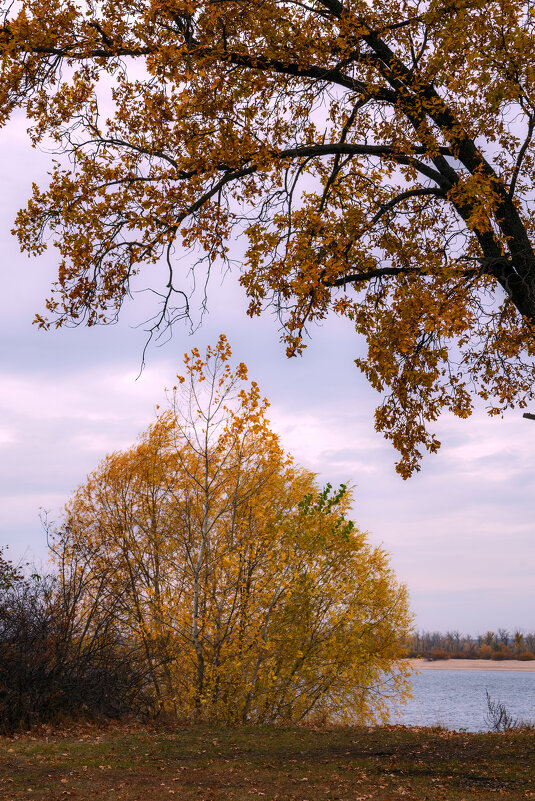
[1,722,533,800]
[408,658,535,671]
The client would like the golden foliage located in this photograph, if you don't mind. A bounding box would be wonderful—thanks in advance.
[3,0,535,474]
[53,337,412,723]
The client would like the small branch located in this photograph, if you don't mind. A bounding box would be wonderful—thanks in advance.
[508,113,535,199]
[367,186,445,228]
[328,265,421,287]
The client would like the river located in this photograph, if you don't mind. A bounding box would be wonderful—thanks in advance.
[392,664,535,732]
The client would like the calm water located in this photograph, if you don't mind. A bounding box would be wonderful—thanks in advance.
[392,670,535,731]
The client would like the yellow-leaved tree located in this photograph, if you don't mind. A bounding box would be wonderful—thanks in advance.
[53,336,412,723]
[2,0,535,475]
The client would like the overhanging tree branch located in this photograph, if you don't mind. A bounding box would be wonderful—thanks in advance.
[3,0,535,478]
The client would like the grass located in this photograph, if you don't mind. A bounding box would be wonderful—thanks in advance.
[0,721,534,800]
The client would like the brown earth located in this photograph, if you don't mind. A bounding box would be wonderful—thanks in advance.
[0,722,534,801]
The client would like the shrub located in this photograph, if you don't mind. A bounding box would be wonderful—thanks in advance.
[429,649,449,661]
[485,690,518,732]
[491,646,513,661]
[0,559,152,733]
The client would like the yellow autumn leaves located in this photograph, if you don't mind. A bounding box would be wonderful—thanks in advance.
[52,337,412,724]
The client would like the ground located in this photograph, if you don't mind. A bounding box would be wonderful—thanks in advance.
[0,723,534,800]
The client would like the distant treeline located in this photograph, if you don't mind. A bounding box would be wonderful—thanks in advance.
[406,630,535,661]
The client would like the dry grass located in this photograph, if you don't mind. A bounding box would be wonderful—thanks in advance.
[1,721,534,800]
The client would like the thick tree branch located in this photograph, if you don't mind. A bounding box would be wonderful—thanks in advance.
[326,264,478,288]
[2,24,397,103]
[221,49,396,101]
[71,135,452,193]
[280,142,451,158]
[360,28,535,303]
[27,43,152,58]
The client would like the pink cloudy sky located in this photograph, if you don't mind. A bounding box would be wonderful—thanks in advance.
[0,113,534,636]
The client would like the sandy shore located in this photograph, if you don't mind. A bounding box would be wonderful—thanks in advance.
[408,658,535,671]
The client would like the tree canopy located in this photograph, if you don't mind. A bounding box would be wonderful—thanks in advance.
[2,0,535,475]
[53,337,412,724]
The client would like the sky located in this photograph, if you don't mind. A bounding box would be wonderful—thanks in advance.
[0,113,534,637]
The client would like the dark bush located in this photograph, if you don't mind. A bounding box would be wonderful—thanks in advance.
[0,552,153,733]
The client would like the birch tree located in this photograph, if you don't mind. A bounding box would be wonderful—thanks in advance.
[57,337,412,723]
